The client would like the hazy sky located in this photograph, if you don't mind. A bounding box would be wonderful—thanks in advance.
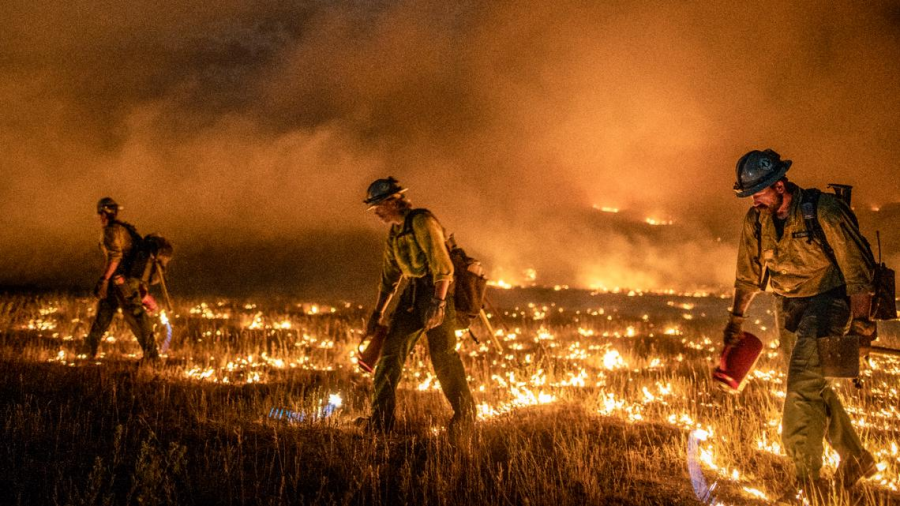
[2,0,899,298]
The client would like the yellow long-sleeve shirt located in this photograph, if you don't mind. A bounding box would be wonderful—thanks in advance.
[734,187,874,297]
[379,209,454,295]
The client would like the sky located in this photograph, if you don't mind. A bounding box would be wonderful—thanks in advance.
[1,0,899,299]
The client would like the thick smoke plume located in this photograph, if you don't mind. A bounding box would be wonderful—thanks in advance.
[2,0,899,299]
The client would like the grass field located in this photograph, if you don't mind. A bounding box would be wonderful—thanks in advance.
[1,288,899,505]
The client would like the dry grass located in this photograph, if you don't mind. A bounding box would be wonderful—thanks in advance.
[1,290,899,506]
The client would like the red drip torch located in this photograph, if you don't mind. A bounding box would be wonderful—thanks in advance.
[713,331,764,394]
[357,325,389,373]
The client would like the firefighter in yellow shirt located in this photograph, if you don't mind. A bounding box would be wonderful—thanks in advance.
[85,198,158,360]
[724,150,877,500]
[362,177,475,434]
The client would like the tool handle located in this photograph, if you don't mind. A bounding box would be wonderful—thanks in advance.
[478,309,505,353]
[155,260,174,313]
[870,345,900,358]
[876,231,882,264]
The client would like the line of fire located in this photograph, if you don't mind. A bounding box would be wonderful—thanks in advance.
[3,174,898,505]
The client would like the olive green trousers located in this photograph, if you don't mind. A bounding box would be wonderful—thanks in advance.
[776,291,865,480]
[86,277,157,359]
[371,281,475,430]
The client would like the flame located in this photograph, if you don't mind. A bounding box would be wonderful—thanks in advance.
[24,291,900,496]
[488,279,513,289]
[602,349,625,370]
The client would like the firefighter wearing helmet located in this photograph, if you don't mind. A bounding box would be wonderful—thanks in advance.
[359,177,475,435]
[725,150,877,499]
[85,197,159,361]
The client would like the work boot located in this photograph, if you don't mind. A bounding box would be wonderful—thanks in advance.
[775,478,832,505]
[836,450,877,489]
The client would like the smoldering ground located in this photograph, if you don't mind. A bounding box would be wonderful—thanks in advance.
[1,0,899,299]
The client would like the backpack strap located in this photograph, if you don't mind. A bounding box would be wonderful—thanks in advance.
[799,189,839,267]
[752,210,769,289]
[401,209,432,240]
[400,209,430,291]
[401,208,456,278]
[114,220,143,247]
[112,220,145,279]
[112,220,143,261]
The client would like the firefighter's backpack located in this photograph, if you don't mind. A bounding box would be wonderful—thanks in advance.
[446,236,489,328]
[141,233,174,285]
[800,186,896,321]
[402,209,488,328]
[116,221,174,286]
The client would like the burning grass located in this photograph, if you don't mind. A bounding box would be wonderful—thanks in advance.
[0,290,899,505]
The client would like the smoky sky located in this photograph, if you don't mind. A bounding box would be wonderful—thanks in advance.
[2,0,899,298]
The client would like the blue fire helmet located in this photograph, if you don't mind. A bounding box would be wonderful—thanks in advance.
[733,149,792,197]
[364,177,407,209]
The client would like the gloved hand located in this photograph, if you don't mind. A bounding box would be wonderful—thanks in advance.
[422,297,447,331]
[366,310,383,336]
[722,313,745,346]
[850,318,877,338]
[94,277,109,299]
[850,318,877,356]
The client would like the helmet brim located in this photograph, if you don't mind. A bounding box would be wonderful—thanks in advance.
[734,161,791,198]
[96,197,121,214]
[364,188,407,209]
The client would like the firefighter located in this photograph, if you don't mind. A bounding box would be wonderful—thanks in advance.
[361,177,475,434]
[85,197,158,360]
[724,150,877,500]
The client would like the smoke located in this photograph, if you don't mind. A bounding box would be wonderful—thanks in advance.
[1,0,899,298]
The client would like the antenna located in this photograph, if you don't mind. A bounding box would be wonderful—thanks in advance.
[877,231,882,264]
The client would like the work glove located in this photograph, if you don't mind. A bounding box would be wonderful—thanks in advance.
[366,311,383,337]
[94,277,109,299]
[722,313,745,346]
[850,317,877,338]
[850,318,877,356]
[142,294,159,313]
[422,297,447,331]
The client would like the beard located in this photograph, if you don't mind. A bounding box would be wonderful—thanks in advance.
[754,193,784,216]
